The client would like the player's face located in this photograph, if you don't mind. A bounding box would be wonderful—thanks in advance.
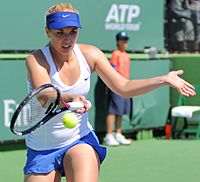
[47,27,79,54]
[118,40,128,50]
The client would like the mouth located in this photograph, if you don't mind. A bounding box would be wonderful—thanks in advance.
[62,44,71,49]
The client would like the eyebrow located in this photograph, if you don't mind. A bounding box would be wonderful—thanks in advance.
[54,28,77,34]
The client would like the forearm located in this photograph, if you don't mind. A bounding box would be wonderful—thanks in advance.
[118,75,167,97]
[96,62,167,98]
[61,94,80,102]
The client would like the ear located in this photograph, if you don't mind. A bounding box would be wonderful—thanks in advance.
[45,26,51,38]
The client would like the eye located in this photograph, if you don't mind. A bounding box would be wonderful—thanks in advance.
[56,32,64,36]
[70,30,78,35]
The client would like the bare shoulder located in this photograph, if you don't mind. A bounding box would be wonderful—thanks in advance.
[26,49,49,71]
[78,44,107,70]
[26,49,45,64]
[78,43,100,52]
[78,44,106,60]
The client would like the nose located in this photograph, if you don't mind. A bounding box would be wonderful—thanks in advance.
[64,34,70,40]
[62,35,71,43]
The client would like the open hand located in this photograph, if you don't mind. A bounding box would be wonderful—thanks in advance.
[165,70,196,96]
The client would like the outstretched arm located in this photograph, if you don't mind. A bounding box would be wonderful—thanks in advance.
[120,70,195,97]
[81,45,196,98]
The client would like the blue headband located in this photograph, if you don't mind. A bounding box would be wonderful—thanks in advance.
[46,11,82,30]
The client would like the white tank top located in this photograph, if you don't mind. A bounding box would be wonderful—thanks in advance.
[25,44,93,150]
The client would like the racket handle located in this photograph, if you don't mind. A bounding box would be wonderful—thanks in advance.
[61,100,92,111]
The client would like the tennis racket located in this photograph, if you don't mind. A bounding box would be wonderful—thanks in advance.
[10,83,91,136]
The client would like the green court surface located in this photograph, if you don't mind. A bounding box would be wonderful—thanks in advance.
[1,139,200,182]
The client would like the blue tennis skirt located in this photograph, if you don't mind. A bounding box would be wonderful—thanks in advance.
[24,131,107,175]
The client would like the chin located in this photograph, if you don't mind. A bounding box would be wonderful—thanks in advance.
[60,47,73,54]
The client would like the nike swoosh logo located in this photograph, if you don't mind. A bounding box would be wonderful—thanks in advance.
[84,77,89,81]
[63,14,70,18]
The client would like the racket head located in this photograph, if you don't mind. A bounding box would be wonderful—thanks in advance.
[10,84,60,136]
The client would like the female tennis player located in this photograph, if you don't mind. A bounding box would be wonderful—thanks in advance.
[24,3,196,182]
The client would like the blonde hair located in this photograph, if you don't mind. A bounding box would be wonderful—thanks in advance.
[46,3,79,16]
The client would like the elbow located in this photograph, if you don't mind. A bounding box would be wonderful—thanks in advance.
[113,80,132,98]
[122,92,132,99]
[117,89,132,99]
[122,94,131,99]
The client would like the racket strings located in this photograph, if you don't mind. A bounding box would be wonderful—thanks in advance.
[14,89,58,132]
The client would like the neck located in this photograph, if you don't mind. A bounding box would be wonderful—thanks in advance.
[118,47,125,52]
[49,44,73,63]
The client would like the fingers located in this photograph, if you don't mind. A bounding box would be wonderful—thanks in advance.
[73,96,91,113]
[181,78,196,96]
[171,70,196,96]
[176,70,184,75]
[179,82,196,97]
[182,79,195,90]
[84,101,92,112]
[180,86,194,97]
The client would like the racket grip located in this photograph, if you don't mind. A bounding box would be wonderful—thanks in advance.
[61,100,92,111]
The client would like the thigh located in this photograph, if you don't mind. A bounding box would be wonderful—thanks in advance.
[24,170,61,182]
[63,144,100,182]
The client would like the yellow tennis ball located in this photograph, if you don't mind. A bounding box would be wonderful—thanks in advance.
[62,112,78,128]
